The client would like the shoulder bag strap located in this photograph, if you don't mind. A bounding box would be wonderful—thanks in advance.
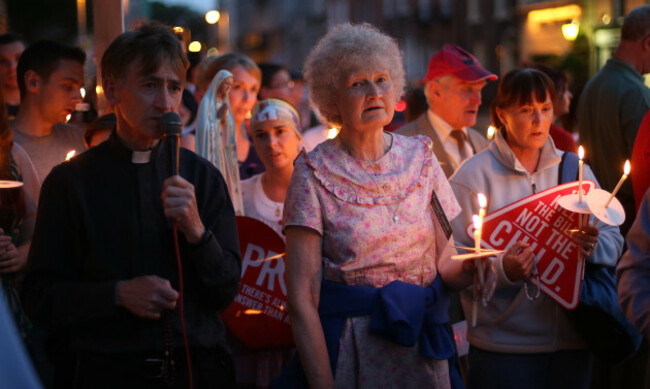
[558,152,580,185]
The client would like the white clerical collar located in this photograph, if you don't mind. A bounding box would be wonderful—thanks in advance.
[131,150,152,164]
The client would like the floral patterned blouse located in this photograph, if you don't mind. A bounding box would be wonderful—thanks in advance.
[283,132,460,287]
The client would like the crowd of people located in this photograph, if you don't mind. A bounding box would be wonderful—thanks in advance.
[0,4,649,389]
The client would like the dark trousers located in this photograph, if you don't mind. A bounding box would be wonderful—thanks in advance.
[68,346,235,389]
[467,346,593,389]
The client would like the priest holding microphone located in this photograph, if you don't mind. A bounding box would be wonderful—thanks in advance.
[21,23,241,389]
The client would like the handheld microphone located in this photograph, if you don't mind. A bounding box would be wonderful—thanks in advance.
[160,111,195,388]
[160,112,183,176]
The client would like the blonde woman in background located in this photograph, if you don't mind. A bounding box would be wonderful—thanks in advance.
[234,98,301,388]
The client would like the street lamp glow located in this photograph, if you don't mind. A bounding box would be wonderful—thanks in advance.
[205,10,220,24]
[601,13,611,24]
[562,20,579,41]
[188,41,202,52]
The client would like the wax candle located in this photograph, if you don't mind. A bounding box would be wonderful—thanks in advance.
[472,214,486,295]
[473,215,482,251]
[605,160,631,207]
[578,146,584,202]
[472,214,486,326]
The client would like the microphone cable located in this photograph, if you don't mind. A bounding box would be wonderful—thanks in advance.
[162,112,194,389]
[172,221,194,389]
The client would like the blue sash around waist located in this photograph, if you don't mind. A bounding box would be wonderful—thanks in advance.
[319,276,455,371]
[273,276,463,388]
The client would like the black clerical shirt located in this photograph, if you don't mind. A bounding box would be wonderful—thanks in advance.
[22,132,241,354]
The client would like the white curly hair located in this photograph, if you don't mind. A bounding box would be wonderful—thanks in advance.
[303,23,406,128]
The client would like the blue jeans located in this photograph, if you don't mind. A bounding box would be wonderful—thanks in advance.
[467,346,593,389]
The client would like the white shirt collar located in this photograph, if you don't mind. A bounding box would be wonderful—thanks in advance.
[427,109,469,140]
[131,150,152,164]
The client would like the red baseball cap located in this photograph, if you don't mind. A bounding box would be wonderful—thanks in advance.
[425,45,498,83]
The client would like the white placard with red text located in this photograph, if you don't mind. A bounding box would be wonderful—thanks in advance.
[466,181,596,309]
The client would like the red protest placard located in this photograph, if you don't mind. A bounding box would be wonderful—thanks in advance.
[466,181,596,309]
[221,216,293,349]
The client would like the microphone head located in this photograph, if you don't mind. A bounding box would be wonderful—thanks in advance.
[160,112,183,136]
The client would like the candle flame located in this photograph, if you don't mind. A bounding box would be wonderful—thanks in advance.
[478,193,487,208]
[473,214,482,230]
[327,128,339,139]
[244,309,262,315]
[487,126,495,140]
[624,160,630,175]
[65,150,76,161]
[578,145,584,160]
[66,114,72,122]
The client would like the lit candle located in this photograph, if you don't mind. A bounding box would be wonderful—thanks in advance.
[487,125,495,141]
[327,127,339,139]
[578,146,584,202]
[605,160,631,207]
[478,193,487,219]
[65,150,76,161]
[472,214,486,294]
[473,215,482,251]
[472,214,486,326]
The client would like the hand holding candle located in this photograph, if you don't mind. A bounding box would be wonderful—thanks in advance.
[605,160,630,208]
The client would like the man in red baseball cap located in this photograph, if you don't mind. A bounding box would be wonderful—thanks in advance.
[396,44,497,178]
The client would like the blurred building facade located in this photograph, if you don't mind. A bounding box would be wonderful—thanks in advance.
[221,0,648,84]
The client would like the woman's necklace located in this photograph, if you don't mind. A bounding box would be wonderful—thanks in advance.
[341,133,402,223]
[260,173,283,218]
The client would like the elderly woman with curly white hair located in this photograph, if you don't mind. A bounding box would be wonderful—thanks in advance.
[280,23,494,389]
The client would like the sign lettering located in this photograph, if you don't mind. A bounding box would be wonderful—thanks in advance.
[467,181,596,309]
